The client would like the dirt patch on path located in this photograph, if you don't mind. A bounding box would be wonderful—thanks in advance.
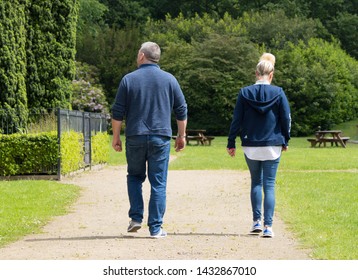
[0,166,311,260]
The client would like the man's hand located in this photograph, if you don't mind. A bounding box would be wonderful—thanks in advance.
[111,119,123,152]
[112,138,122,152]
[175,137,186,152]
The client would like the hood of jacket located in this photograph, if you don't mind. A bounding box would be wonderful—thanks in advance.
[241,84,282,114]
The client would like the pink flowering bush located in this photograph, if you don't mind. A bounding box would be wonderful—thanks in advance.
[71,62,109,113]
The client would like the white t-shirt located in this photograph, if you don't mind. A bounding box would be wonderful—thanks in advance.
[243,146,282,161]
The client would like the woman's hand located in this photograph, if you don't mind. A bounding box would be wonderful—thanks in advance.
[227,148,236,157]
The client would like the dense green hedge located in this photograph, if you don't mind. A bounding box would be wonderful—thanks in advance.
[59,131,84,175]
[0,132,58,176]
[0,131,109,176]
[91,132,109,165]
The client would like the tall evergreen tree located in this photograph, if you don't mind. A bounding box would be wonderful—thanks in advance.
[26,0,79,112]
[0,0,28,133]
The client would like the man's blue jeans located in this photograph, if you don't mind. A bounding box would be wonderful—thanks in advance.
[125,135,171,235]
[244,155,281,227]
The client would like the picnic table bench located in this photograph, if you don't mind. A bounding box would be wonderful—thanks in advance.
[172,129,215,146]
[186,135,215,145]
[307,130,350,148]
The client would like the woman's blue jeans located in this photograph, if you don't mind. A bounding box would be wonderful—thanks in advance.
[125,135,171,235]
[244,155,281,227]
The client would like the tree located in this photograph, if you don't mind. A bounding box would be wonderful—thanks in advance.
[143,12,358,135]
[138,0,241,19]
[75,1,143,104]
[0,0,28,133]
[276,38,358,136]
[99,0,149,28]
[239,9,326,50]
[74,2,358,135]
[145,14,260,134]
[26,0,79,112]
[77,0,107,33]
[76,0,108,63]
[226,0,358,59]
[328,12,358,59]
[96,26,142,103]
[170,35,259,134]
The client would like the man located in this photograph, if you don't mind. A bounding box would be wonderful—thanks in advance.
[111,42,188,238]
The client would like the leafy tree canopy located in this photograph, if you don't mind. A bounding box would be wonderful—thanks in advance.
[74,1,358,136]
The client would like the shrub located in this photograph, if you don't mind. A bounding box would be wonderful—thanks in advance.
[91,132,109,164]
[0,132,58,176]
[60,131,84,175]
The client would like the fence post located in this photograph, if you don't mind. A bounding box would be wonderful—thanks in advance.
[57,108,62,180]
[89,114,92,170]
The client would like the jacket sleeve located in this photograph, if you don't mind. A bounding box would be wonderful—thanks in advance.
[279,90,291,146]
[111,79,127,121]
[172,79,188,121]
[227,91,244,149]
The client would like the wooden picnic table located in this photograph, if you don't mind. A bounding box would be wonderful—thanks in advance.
[172,129,215,145]
[307,130,350,148]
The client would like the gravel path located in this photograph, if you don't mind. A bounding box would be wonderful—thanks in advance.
[0,166,311,260]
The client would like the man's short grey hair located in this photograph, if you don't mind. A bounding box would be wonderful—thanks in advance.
[140,42,161,63]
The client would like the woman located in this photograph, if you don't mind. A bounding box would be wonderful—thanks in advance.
[227,54,291,237]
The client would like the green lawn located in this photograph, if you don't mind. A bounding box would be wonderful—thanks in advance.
[0,180,79,247]
[276,171,357,259]
[332,119,358,141]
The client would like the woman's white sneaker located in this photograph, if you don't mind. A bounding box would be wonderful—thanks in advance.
[262,226,274,238]
[250,220,262,233]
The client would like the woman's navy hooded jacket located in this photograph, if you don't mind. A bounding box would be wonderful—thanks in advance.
[227,83,291,149]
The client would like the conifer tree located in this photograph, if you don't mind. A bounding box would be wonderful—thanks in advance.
[26,0,79,112]
[0,0,28,133]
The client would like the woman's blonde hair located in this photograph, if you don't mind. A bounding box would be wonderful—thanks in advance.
[259,53,275,66]
[256,60,274,77]
[256,53,275,77]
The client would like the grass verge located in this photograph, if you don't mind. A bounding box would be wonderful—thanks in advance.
[0,180,80,247]
[276,171,357,259]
